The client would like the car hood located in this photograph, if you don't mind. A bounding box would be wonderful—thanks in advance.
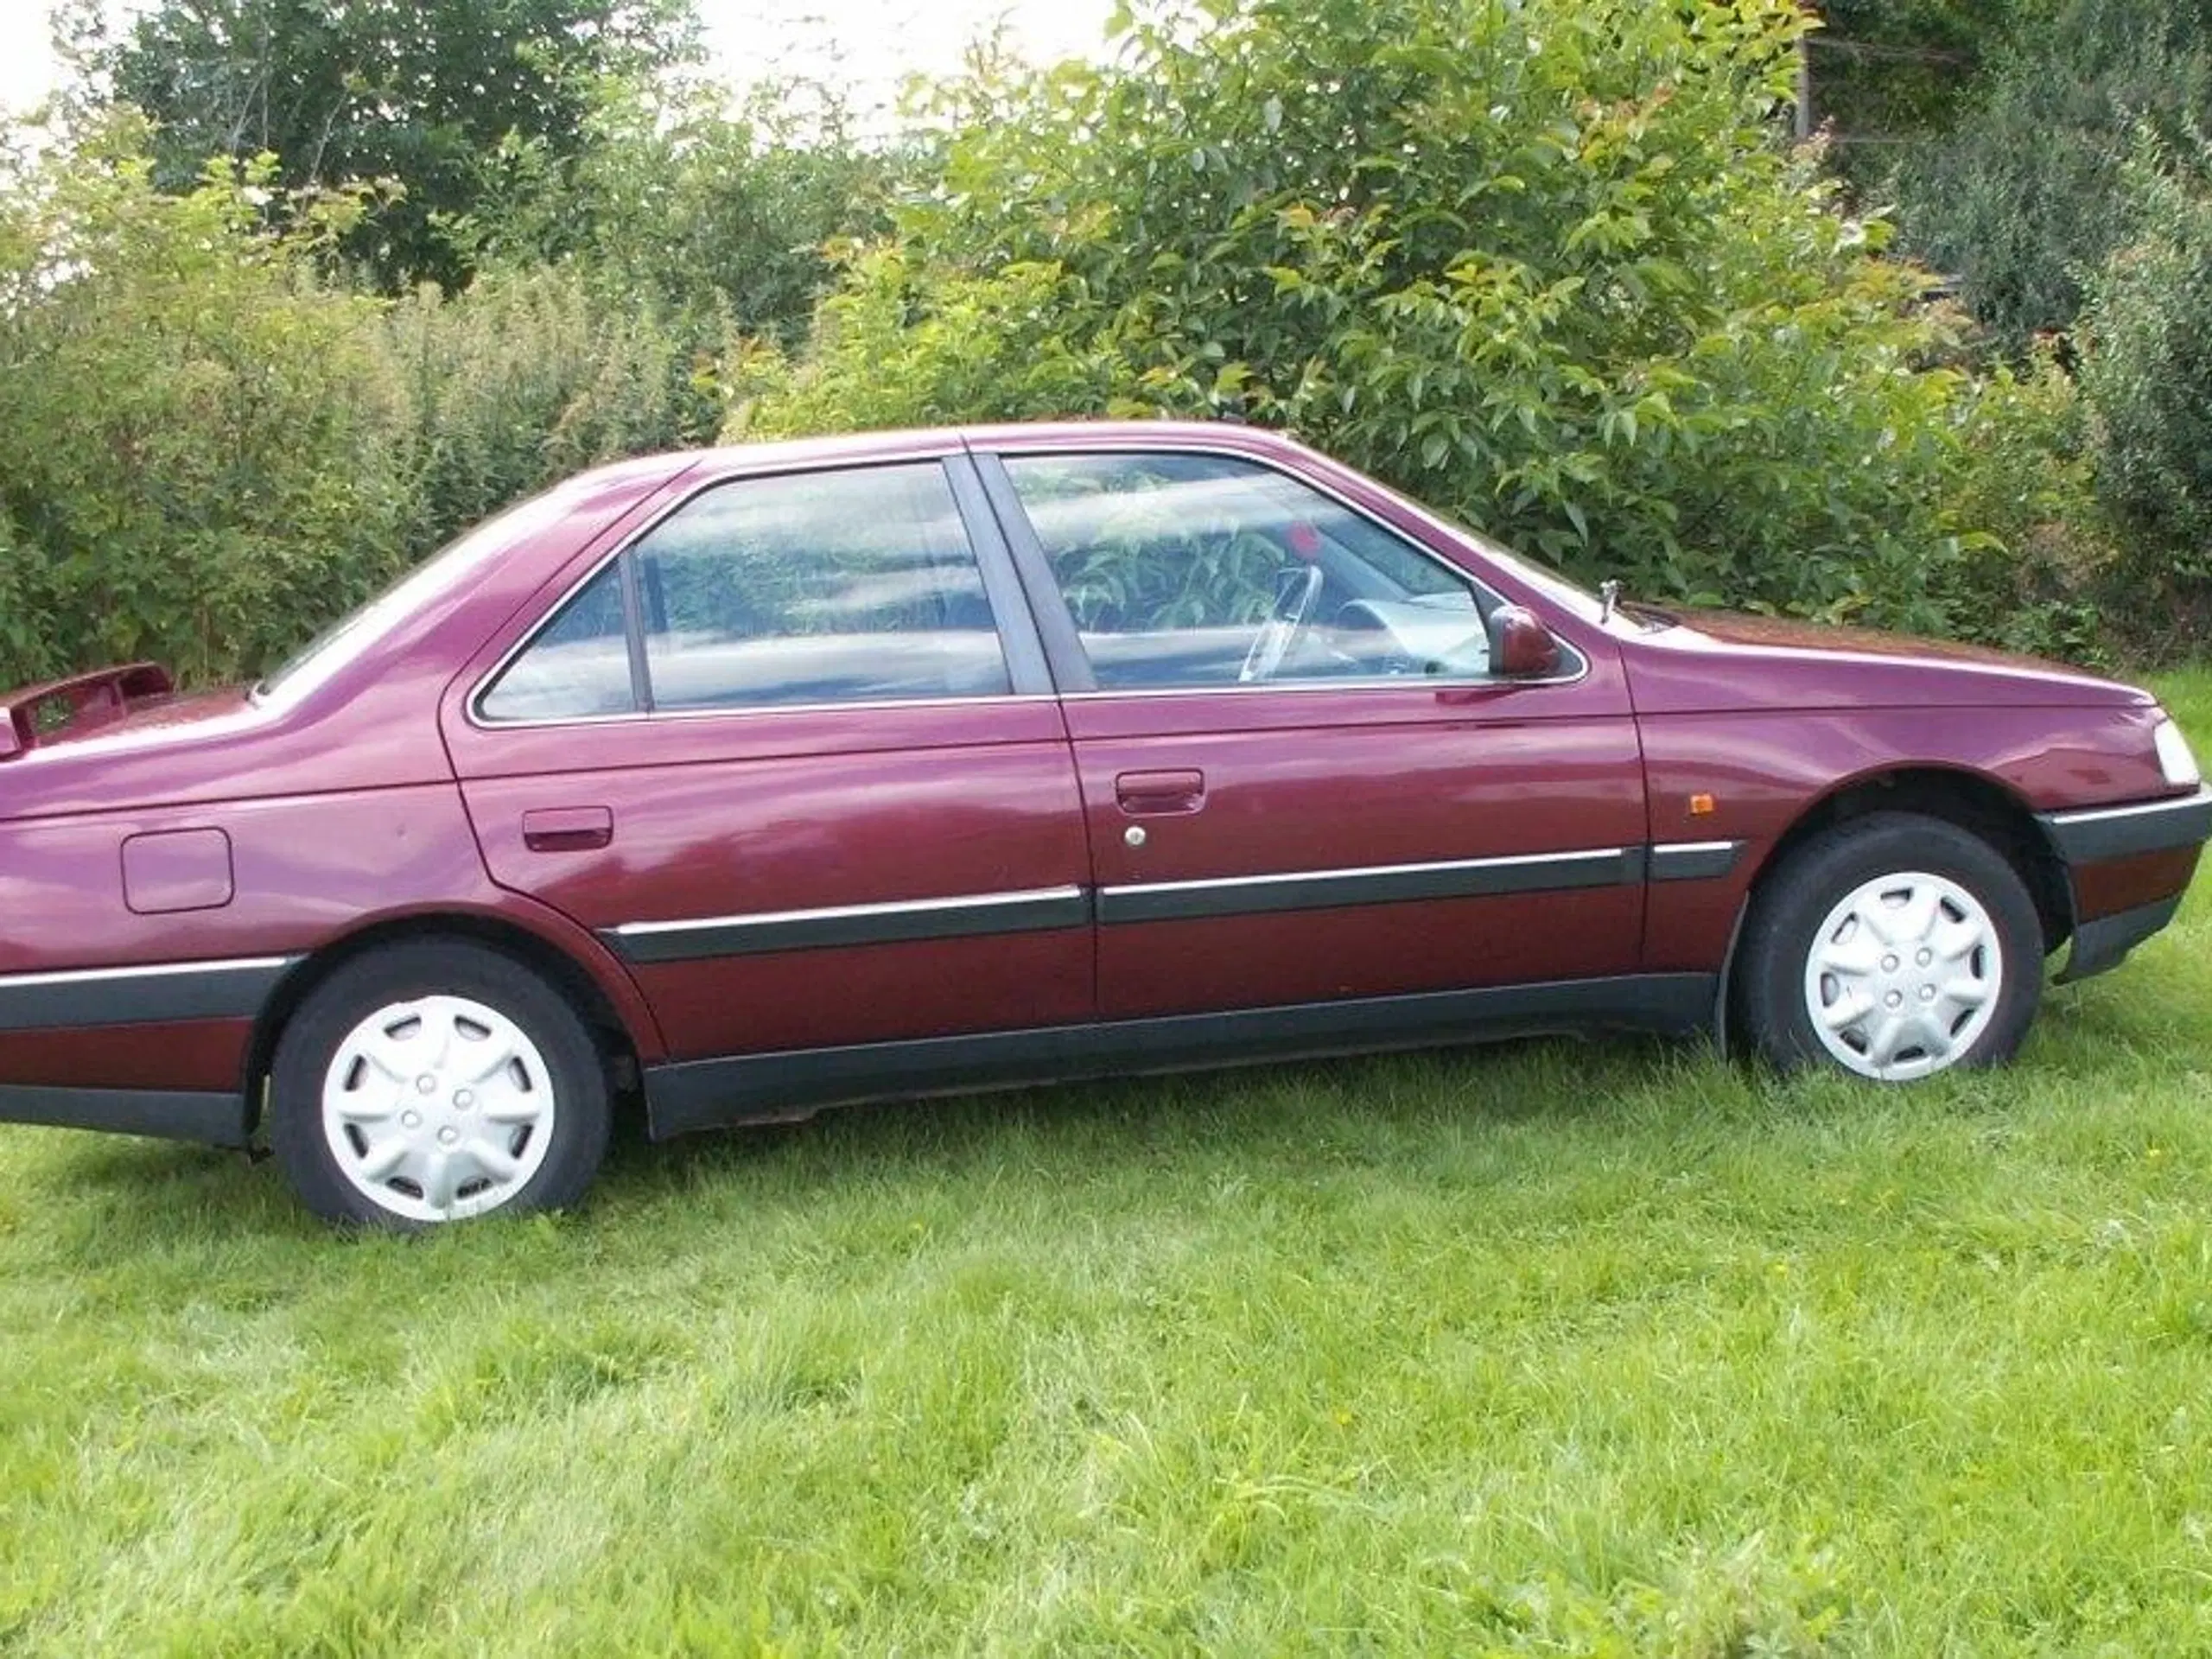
[1617,609,2152,715]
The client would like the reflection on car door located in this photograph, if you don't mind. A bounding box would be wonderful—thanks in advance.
[442,452,1093,1109]
[981,446,1649,1022]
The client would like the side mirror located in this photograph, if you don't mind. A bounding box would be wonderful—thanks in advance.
[1487,605,1563,678]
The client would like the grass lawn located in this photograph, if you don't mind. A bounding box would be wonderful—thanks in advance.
[6,674,2212,1656]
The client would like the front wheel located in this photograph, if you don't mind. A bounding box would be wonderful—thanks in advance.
[1736,812,2044,1082]
[270,941,612,1227]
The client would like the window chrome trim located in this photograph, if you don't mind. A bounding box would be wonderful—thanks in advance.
[1055,668,1586,702]
[466,691,1061,733]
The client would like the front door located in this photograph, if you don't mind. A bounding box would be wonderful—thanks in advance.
[979,445,1647,1022]
[442,453,1093,1073]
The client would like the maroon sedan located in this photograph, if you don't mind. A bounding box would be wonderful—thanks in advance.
[1,423,2205,1226]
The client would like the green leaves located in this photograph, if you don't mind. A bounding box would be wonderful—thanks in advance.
[0,115,719,691]
[774,0,2059,641]
[722,248,1140,442]
[105,0,702,293]
[2080,134,2212,587]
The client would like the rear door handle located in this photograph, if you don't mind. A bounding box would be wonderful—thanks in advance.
[1115,769,1206,816]
[523,806,613,852]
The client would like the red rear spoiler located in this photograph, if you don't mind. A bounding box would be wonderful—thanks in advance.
[0,664,175,761]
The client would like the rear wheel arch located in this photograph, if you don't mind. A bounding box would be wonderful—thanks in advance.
[1717,766,2070,1048]
[244,912,648,1133]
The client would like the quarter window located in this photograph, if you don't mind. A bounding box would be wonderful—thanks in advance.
[478,562,634,722]
[1001,453,1497,690]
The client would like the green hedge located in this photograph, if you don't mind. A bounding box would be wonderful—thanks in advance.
[0,118,721,690]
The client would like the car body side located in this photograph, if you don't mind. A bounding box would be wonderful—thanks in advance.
[0,422,2202,1147]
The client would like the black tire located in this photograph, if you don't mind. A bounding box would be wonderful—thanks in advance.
[270,941,611,1228]
[1736,811,2044,1081]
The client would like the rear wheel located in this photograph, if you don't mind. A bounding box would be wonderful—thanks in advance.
[270,941,611,1227]
[1737,812,2044,1081]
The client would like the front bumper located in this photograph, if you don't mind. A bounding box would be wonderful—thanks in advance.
[2039,785,2212,983]
[2040,785,2212,867]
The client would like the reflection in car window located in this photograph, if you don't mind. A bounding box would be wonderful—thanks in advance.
[478,461,1014,721]
[1003,453,1493,690]
[479,562,634,721]
[639,463,1009,709]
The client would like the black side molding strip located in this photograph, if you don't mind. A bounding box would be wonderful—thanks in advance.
[1097,846,1641,925]
[605,887,1092,964]
[1647,840,1747,883]
[0,957,297,1034]
[2041,785,2212,866]
[640,972,1717,1138]
[604,840,1757,963]
[0,1084,251,1147]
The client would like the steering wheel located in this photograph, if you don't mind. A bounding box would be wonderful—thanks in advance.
[1239,564,1326,684]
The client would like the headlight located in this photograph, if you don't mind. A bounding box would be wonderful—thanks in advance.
[2154,715,2202,788]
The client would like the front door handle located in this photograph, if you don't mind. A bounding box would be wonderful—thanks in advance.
[523,806,614,853]
[1115,770,1206,816]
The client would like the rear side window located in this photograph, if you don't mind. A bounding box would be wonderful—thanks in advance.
[479,461,1013,721]
[637,462,1008,710]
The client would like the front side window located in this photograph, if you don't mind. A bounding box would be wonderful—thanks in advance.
[480,461,1012,721]
[1001,452,1497,690]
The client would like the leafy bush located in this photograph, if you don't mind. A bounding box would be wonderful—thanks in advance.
[0,0,2156,687]
[381,266,721,551]
[0,118,412,689]
[2079,139,2212,613]
[0,512,56,688]
[1940,353,2114,661]
[739,0,2064,642]
[107,0,698,293]
[0,117,732,690]
[726,246,1141,439]
[1893,0,2212,349]
[467,77,892,346]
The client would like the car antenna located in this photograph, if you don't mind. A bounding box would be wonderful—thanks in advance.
[1599,579,1620,625]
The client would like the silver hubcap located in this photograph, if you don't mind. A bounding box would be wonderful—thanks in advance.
[321,995,556,1223]
[1803,871,2003,1081]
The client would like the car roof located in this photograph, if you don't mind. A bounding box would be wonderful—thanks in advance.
[566,420,1308,492]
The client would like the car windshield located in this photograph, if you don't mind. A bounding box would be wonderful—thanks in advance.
[253,486,578,705]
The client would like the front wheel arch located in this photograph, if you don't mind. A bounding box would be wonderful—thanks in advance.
[1715,766,2069,1053]
[1728,810,2044,1078]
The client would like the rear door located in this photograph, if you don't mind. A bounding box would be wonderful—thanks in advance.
[977,443,1648,1022]
[441,451,1093,1072]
